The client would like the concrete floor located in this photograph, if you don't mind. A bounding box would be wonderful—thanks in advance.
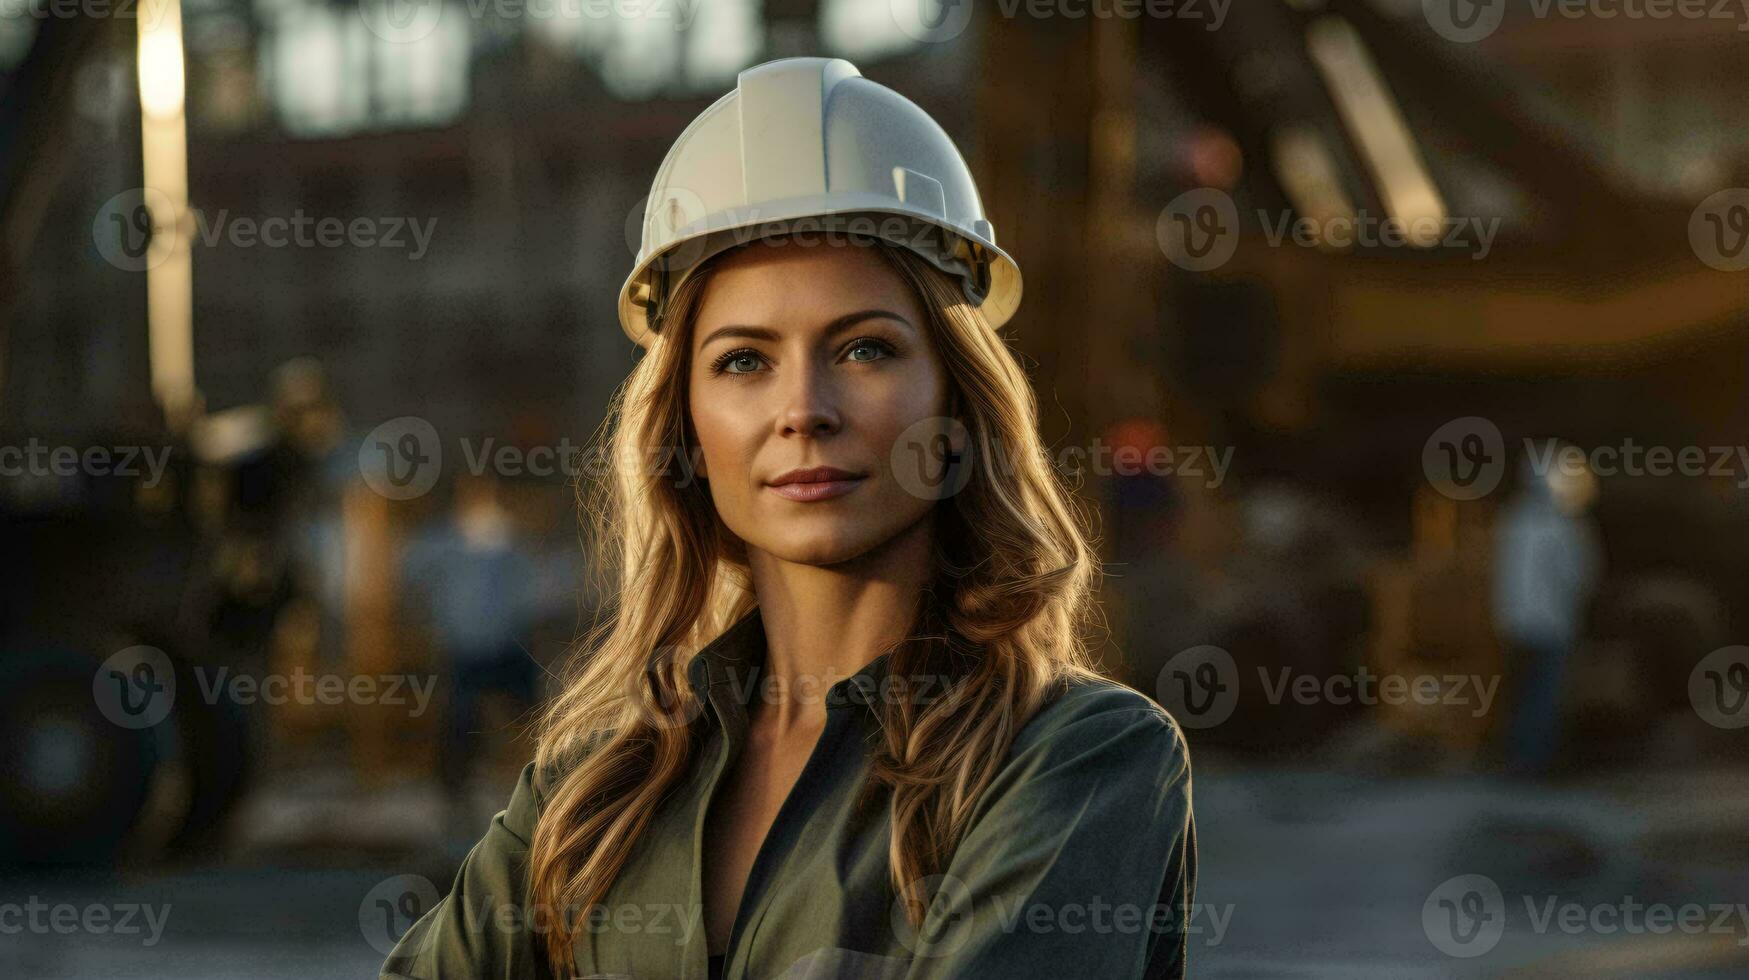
[6,760,1749,978]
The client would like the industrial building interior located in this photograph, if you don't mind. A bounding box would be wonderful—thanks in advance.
[2,0,1747,976]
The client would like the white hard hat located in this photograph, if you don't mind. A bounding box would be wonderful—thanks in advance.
[618,56,1022,349]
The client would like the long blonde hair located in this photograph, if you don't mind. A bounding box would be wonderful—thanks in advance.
[528,240,1106,975]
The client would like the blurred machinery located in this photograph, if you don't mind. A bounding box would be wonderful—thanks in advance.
[1052,2,1749,760]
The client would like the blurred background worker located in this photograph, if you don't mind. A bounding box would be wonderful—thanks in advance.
[1492,444,1604,777]
[400,472,540,834]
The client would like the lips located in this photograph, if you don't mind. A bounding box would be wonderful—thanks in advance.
[768,466,865,487]
[766,466,867,502]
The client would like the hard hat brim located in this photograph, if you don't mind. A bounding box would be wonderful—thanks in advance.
[616,199,1022,350]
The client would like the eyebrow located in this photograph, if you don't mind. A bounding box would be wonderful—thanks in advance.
[696,309,914,350]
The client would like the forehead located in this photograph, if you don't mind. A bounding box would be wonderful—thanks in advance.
[690,240,921,339]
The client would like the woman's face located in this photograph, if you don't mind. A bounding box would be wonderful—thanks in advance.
[686,241,950,567]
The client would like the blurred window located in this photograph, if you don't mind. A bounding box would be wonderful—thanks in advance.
[260,0,469,137]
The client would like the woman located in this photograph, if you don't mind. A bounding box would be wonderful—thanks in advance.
[382,56,1197,980]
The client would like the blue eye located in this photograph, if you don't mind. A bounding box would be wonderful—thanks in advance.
[712,349,763,375]
[845,339,894,363]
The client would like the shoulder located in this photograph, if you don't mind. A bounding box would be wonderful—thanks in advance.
[991,675,1192,792]
[1019,675,1188,755]
[959,674,1195,837]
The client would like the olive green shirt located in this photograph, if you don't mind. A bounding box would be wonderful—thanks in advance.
[381,608,1197,979]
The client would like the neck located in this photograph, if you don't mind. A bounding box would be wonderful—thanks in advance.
[744,515,934,734]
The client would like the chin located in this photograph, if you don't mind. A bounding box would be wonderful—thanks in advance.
[753,526,887,567]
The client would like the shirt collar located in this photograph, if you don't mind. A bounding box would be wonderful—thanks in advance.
[686,608,898,719]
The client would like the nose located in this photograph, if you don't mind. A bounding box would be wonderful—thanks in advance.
[775,358,842,438]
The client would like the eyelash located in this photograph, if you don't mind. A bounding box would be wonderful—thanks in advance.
[708,337,897,376]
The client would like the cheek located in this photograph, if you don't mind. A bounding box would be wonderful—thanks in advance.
[689,395,756,482]
[860,372,951,472]
[880,367,950,431]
